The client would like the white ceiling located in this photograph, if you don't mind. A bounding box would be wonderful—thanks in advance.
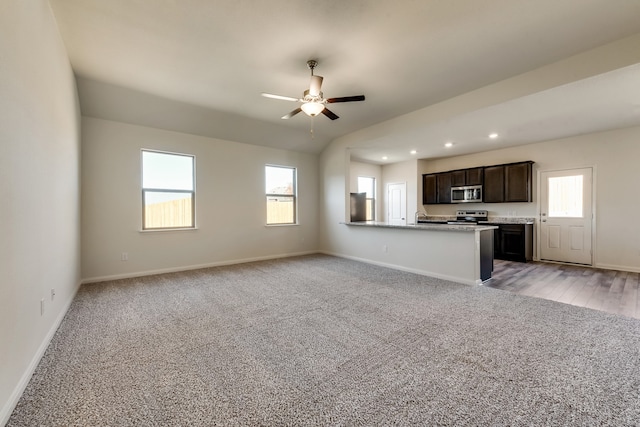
[49,0,640,162]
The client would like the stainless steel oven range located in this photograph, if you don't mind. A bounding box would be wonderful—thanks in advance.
[447,210,488,225]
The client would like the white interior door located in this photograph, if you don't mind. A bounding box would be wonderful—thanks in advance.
[539,168,593,265]
[388,182,406,225]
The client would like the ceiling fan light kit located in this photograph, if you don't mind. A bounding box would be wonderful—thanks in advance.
[262,59,365,121]
[300,101,325,116]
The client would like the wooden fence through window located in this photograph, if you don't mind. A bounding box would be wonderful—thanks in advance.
[145,198,192,228]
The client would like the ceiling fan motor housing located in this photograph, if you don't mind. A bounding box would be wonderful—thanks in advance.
[303,89,324,103]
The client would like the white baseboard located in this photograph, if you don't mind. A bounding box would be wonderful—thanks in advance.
[319,250,477,286]
[81,251,319,284]
[534,257,640,274]
[595,263,640,274]
[1,281,81,427]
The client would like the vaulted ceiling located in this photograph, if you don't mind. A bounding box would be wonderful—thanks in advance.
[49,0,640,162]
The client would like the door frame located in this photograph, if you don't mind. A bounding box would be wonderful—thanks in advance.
[536,165,597,265]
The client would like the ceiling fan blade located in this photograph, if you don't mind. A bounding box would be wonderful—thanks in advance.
[309,75,323,97]
[281,108,302,119]
[321,108,339,120]
[261,93,300,102]
[326,95,365,103]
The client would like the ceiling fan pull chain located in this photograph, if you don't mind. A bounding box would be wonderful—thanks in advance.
[310,116,315,139]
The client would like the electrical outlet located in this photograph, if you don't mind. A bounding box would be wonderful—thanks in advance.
[51,288,55,301]
[40,299,45,316]
[121,252,128,261]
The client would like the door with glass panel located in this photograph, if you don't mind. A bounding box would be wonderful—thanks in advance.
[539,168,593,265]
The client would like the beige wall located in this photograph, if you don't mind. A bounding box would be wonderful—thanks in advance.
[81,117,319,281]
[0,1,81,423]
[382,160,420,223]
[350,159,427,223]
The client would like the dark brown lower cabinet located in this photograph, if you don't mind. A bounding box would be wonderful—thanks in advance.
[489,223,533,262]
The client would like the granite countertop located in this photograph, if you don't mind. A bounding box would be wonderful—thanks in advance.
[481,217,536,224]
[419,216,535,225]
[344,221,498,232]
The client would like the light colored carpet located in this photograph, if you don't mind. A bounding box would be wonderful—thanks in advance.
[8,254,640,426]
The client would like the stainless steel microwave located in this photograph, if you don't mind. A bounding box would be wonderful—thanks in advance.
[451,185,482,203]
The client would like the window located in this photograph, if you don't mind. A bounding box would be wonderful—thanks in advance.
[266,165,296,225]
[357,176,376,221]
[548,175,583,218]
[142,150,195,230]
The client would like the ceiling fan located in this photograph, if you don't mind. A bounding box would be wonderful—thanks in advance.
[261,60,365,121]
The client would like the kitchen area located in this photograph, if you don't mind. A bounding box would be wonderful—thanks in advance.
[418,160,535,263]
[347,158,537,284]
[416,209,533,264]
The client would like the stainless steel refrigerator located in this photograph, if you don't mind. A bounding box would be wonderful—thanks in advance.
[350,192,367,222]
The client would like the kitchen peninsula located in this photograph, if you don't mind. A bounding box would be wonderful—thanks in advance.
[343,221,498,285]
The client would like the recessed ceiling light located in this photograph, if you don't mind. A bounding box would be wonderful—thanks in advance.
[410,150,417,155]
[382,156,388,160]
[489,133,499,139]
[444,142,453,148]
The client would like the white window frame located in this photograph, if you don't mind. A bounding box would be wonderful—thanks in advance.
[265,164,297,226]
[358,176,376,221]
[141,149,196,231]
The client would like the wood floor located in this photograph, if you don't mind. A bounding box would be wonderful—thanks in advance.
[485,259,640,320]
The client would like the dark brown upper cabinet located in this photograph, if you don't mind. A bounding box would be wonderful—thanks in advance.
[466,168,484,186]
[450,168,483,187]
[422,174,437,204]
[436,172,452,204]
[484,161,533,203]
[483,165,505,203]
[422,162,532,204]
[505,162,533,202]
[451,170,466,187]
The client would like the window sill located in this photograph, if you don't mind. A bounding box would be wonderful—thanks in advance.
[265,223,299,227]
[139,227,198,233]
